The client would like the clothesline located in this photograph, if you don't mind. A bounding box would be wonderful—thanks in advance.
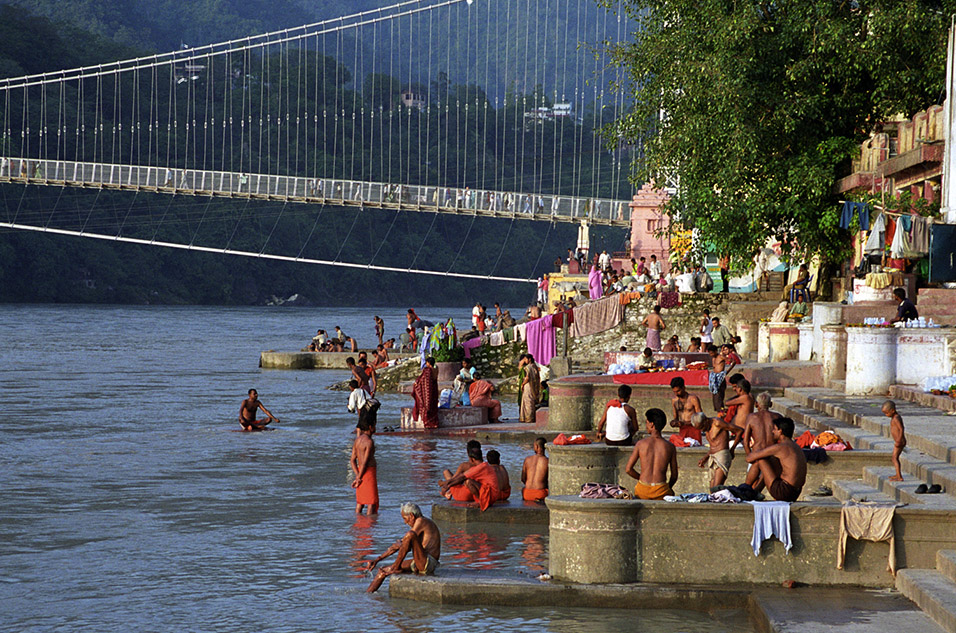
[838,200,937,220]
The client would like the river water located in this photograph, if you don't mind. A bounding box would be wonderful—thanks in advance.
[0,305,752,632]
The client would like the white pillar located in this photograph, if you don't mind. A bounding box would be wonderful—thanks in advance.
[845,327,898,395]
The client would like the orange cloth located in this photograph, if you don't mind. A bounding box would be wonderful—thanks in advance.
[669,423,702,447]
[723,405,739,424]
[464,462,501,511]
[618,291,642,305]
[498,486,511,502]
[522,487,548,502]
[469,379,502,421]
[795,430,815,449]
[633,480,673,500]
[355,466,379,506]
[449,484,475,502]
[815,431,842,447]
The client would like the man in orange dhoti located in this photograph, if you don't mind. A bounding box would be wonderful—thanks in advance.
[350,416,378,514]
[521,437,549,502]
[439,444,501,511]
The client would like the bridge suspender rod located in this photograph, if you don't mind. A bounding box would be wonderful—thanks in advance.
[0,221,536,284]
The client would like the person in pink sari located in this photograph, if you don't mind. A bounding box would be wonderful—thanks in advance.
[588,265,603,300]
[468,379,502,423]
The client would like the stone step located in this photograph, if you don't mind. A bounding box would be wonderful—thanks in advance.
[785,388,956,468]
[897,569,956,633]
[899,451,956,499]
[940,550,956,585]
[773,396,895,452]
[863,467,956,509]
[832,478,896,504]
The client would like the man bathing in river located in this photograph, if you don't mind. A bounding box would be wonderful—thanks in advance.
[745,417,807,502]
[350,416,378,514]
[239,389,279,431]
[365,502,441,593]
[693,412,742,488]
[625,408,679,500]
[521,437,549,502]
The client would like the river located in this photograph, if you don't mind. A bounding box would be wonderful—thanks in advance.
[0,304,752,632]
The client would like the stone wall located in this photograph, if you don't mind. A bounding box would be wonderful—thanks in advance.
[470,340,525,380]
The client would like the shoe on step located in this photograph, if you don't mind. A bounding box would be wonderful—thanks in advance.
[914,483,928,494]
[928,484,943,494]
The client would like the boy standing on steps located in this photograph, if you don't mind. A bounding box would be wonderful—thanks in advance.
[882,400,907,482]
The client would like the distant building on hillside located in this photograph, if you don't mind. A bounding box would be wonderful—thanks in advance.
[400,88,426,110]
[524,102,577,125]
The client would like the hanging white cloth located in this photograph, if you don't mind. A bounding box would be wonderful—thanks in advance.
[863,213,886,254]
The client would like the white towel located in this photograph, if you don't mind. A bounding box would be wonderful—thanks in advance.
[750,501,792,556]
[515,323,527,342]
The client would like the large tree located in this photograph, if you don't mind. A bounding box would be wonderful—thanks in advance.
[604,0,952,267]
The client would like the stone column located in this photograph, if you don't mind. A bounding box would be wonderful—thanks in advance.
[845,326,898,395]
[821,324,847,387]
[798,323,814,361]
[896,329,950,385]
[737,321,758,358]
[547,380,593,431]
[547,445,622,495]
[757,322,771,363]
[811,302,844,361]
[768,321,799,362]
[547,497,638,583]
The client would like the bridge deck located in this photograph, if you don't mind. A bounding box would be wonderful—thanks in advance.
[0,157,631,228]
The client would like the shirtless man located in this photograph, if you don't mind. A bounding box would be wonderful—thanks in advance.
[693,412,743,488]
[350,416,378,515]
[439,444,501,510]
[365,502,441,593]
[625,408,679,500]
[746,417,807,502]
[238,388,279,431]
[521,437,549,502]
[487,450,511,501]
[707,344,728,411]
[670,376,703,431]
[723,379,755,437]
[732,391,779,488]
[442,440,482,495]
[357,357,377,396]
[882,400,907,481]
[346,357,371,395]
[642,305,666,351]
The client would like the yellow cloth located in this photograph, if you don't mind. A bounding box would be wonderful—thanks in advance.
[633,481,673,500]
[865,272,892,289]
[837,501,897,574]
[815,431,842,447]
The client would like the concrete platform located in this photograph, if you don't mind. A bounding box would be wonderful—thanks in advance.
[890,385,956,414]
[389,573,946,632]
[400,406,488,430]
[259,350,417,369]
[432,499,548,525]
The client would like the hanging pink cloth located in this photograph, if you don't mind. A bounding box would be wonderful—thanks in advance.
[588,265,603,300]
[526,315,556,366]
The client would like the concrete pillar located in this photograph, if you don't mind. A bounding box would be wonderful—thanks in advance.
[548,445,622,495]
[896,329,950,385]
[547,381,593,431]
[845,327,898,395]
[798,323,814,361]
[768,321,799,362]
[737,321,758,358]
[821,325,847,386]
[436,361,460,382]
[812,302,844,361]
[547,497,638,583]
[757,322,771,363]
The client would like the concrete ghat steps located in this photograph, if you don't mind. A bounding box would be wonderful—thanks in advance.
[940,551,956,584]
[773,396,895,452]
[897,569,956,633]
[831,478,896,504]
[862,467,956,509]
[785,388,956,468]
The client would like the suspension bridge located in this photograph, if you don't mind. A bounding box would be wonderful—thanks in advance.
[0,0,637,283]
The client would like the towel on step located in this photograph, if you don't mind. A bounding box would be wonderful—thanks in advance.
[750,501,792,556]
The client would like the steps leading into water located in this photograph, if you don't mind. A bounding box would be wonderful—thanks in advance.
[897,554,956,633]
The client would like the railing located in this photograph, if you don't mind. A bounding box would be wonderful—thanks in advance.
[0,156,632,227]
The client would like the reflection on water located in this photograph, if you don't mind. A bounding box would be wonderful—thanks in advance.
[0,305,753,632]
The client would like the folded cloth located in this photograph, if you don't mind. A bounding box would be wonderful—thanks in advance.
[750,501,792,556]
[709,489,741,503]
[569,295,626,338]
[355,466,379,506]
[815,431,843,447]
[580,482,630,499]
[795,430,815,448]
[618,291,642,306]
[633,480,674,500]
[838,501,898,573]
[553,433,591,445]
[523,487,549,502]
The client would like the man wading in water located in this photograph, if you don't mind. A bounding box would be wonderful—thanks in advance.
[239,389,279,431]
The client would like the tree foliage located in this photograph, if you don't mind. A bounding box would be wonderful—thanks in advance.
[603,0,953,267]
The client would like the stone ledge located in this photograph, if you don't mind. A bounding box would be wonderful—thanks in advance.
[400,406,488,430]
[432,499,548,525]
[890,385,956,414]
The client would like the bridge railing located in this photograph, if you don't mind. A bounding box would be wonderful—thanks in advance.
[0,156,632,226]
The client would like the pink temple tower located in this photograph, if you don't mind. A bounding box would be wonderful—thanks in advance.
[628,181,670,270]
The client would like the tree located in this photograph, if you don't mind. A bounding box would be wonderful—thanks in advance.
[603,0,953,267]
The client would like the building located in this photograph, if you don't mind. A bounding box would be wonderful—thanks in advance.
[400,88,426,110]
